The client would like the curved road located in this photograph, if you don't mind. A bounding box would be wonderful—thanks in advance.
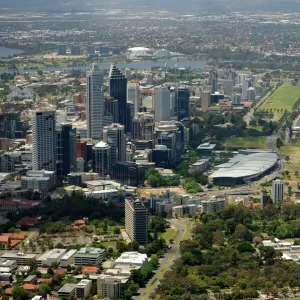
[135,219,190,300]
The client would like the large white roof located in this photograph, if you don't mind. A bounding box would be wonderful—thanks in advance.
[210,152,277,179]
[128,47,151,52]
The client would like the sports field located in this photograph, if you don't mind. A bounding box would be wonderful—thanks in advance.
[259,83,300,120]
[222,136,267,150]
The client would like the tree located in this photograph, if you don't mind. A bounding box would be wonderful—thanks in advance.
[113,227,121,234]
[12,286,28,300]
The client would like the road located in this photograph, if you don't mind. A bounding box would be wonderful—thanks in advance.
[243,88,275,125]
[135,219,190,300]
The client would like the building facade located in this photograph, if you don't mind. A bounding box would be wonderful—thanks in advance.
[125,199,148,245]
[272,179,284,204]
[32,110,56,172]
[86,64,104,140]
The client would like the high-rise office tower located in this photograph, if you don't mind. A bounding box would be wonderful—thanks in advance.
[201,89,211,112]
[86,64,104,140]
[87,46,95,56]
[127,83,140,115]
[272,179,284,204]
[56,123,77,177]
[109,65,128,131]
[105,98,119,123]
[103,123,126,165]
[242,78,251,99]
[32,110,56,171]
[0,111,26,139]
[154,86,170,122]
[132,113,155,141]
[125,198,148,245]
[92,141,111,176]
[177,87,190,120]
[71,45,81,55]
[126,102,134,135]
[247,87,256,101]
[57,44,67,55]
[232,93,241,105]
[210,71,218,93]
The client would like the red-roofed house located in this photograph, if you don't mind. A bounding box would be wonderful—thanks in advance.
[23,283,37,291]
[82,266,99,275]
[4,288,12,295]
[53,268,67,275]
[16,217,40,228]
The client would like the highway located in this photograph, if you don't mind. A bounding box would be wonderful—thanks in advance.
[135,219,190,300]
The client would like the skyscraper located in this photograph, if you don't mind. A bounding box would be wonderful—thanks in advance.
[127,83,140,115]
[103,123,126,165]
[210,71,218,93]
[56,123,77,177]
[86,64,104,140]
[132,113,155,141]
[109,65,128,131]
[242,78,251,99]
[125,198,148,245]
[92,141,111,176]
[272,179,284,204]
[201,89,211,112]
[32,110,56,171]
[154,86,170,122]
[177,87,190,120]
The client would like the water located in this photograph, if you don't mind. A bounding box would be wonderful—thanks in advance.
[0,60,205,74]
[0,46,24,58]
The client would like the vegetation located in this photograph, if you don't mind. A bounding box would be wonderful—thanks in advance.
[183,178,203,193]
[154,203,300,299]
[222,136,267,150]
[259,83,300,120]
[145,168,180,188]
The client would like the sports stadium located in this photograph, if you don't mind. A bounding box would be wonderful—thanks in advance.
[210,152,278,186]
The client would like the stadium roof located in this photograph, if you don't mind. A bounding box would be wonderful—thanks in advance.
[210,152,277,179]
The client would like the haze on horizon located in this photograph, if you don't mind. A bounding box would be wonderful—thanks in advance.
[0,0,300,13]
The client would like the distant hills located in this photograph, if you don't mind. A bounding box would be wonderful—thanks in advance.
[0,0,300,13]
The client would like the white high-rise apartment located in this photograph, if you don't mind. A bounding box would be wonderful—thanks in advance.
[32,110,56,171]
[272,179,284,204]
[86,64,104,140]
[154,86,170,122]
[127,83,140,115]
[103,123,126,164]
[242,78,251,99]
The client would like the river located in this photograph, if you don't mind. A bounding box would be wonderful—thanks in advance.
[0,46,24,58]
[0,60,205,74]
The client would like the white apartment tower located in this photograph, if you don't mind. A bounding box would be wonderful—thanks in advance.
[103,123,126,164]
[154,86,170,122]
[127,83,140,115]
[87,64,104,140]
[32,110,56,171]
[272,179,284,204]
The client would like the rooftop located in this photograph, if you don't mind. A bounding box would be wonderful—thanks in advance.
[75,248,105,257]
[210,152,278,179]
[58,283,77,294]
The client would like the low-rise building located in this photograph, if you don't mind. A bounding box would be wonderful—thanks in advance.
[36,249,67,266]
[196,143,216,156]
[21,170,55,192]
[172,204,197,217]
[97,277,122,299]
[201,198,225,213]
[190,159,210,173]
[114,252,148,266]
[58,283,77,300]
[1,252,36,266]
[73,248,105,266]
[76,279,92,299]
[0,259,17,273]
[60,249,77,267]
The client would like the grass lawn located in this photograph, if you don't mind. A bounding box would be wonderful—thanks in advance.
[101,241,118,248]
[222,136,268,150]
[161,228,178,243]
[248,125,263,132]
[259,83,300,120]
[280,142,300,182]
